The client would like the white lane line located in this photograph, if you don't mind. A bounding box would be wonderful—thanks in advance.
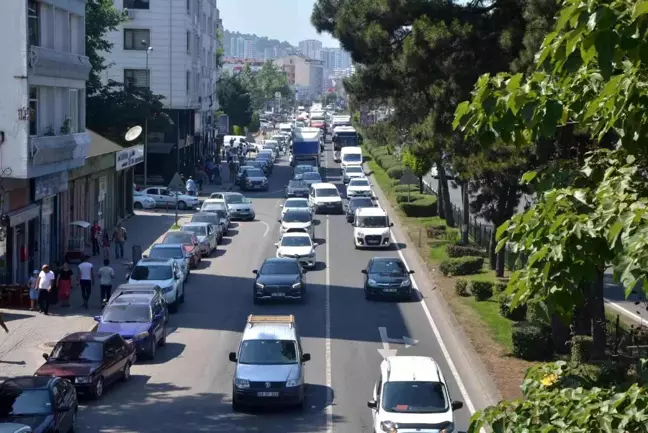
[258,221,270,237]
[605,298,645,323]
[325,215,333,432]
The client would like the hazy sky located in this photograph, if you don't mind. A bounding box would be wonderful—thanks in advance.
[218,0,340,48]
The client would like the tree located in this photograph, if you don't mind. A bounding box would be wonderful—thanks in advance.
[248,112,260,133]
[216,72,253,132]
[401,148,433,194]
[245,62,294,110]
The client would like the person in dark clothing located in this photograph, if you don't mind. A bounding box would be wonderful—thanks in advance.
[228,160,237,183]
[90,221,101,256]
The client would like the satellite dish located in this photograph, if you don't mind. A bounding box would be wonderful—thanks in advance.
[125,125,142,142]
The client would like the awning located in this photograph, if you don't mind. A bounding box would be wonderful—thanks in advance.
[7,203,41,227]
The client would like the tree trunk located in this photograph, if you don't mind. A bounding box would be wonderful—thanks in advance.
[437,164,455,227]
[496,247,506,278]
[418,176,424,194]
[572,284,591,336]
[436,164,446,219]
[489,231,496,270]
[493,183,519,278]
[589,267,607,360]
[552,313,571,354]
[461,181,469,245]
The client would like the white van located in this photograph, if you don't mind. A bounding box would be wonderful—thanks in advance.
[353,207,393,249]
[278,123,293,134]
[308,182,343,214]
[224,135,247,151]
[340,147,363,170]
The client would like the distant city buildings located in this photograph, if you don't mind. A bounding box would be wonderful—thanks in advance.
[274,54,323,102]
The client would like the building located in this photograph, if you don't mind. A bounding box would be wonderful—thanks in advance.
[101,0,222,183]
[298,39,322,60]
[221,58,264,75]
[274,54,323,102]
[243,39,257,60]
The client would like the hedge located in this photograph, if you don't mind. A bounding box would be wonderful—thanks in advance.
[526,302,551,325]
[378,155,400,170]
[511,322,552,360]
[499,293,527,321]
[570,335,593,363]
[396,193,424,203]
[455,279,469,296]
[394,184,419,192]
[439,256,484,276]
[387,166,404,179]
[372,146,390,157]
[446,244,487,258]
[470,279,494,301]
[399,195,438,217]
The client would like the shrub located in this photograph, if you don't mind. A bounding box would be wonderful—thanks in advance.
[470,279,494,301]
[511,322,553,361]
[399,195,438,217]
[377,155,399,169]
[446,244,487,258]
[570,335,593,363]
[526,302,551,325]
[394,184,419,192]
[499,293,527,321]
[387,165,404,179]
[494,279,508,294]
[396,193,424,203]
[455,279,469,296]
[439,256,484,276]
[372,146,389,157]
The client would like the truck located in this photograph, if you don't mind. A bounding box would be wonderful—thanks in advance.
[292,127,321,167]
[332,125,359,152]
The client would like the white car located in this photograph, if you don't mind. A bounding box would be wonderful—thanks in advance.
[280,198,311,217]
[141,187,200,210]
[368,356,464,433]
[133,191,156,209]
[353,207,393,248]
[308,182,343,214]
[279,209,315,239]
[274,232,318,268]
[346,177,373,198]
[343,166,366,183]
[127,258,185,312]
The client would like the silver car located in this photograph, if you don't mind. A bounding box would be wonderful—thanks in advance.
[240,168,269,191]
[181,223,217,256]
[191,212,226,241]
[223,192,256,220]
[229,314,311,410]
[147,243,190,281]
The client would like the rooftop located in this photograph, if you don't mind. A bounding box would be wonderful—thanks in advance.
[385,356,443,383]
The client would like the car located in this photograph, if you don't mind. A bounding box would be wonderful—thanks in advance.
[200,198,228,216]
[362,257,415,300]
[229,315,311,410]
[95,293,167,359]
[240,168,269,191]
[235,166,255,185]
[301,171,322,187]
[127,258,185,312]
[140,187,200,210]
[353,207,393,249]
[345,197,376,223]
[133,190,156,209]
[274,232,318,268]
[279,209,315,239]
[35,332,136,400]
[293,164,317,180]
[191,212,226,241]
[0,424,32,433]
[368,356,464,433]
[308,182,343,214]
[147,243,191,281]
[107,283,168,323]
[161,231,201,268]
[223,192,255,220]
[285,180,310,198]
[247,160,270,176]
[252,258,307,303]
[0,376,78,433]
[256,154,274,174]
[280,198,310,216]
[181,222,218,256]
[342,165,366,183]
[258,148,276,163]
[346,177,373,198]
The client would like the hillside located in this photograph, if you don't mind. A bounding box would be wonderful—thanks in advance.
[223,30,295,56]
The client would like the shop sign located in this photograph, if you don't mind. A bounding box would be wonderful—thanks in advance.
[34,171,68,201]
[115,145,144,171]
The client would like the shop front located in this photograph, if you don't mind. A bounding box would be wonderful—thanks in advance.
[33,171,68,267]
[5,204,41,284]
[115,145,143,217]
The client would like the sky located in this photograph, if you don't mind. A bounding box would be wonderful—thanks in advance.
[217,0,340,48]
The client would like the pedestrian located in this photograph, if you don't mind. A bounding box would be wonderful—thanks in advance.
[228,159,237,183]
[78,256,94,309]
[238,152,245,167]
[90,221,101,256]
[0,311,9,333]
[186,176,196,196]
[27,270,38,311]
[49,262,60,305]
[36,264,55,315]
[57,262,73,307]
[102,230,111,259]
[98,259,115,306]
[112,223,127,260]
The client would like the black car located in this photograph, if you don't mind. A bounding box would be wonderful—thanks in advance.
[0,376,78,433]
[345,197,376,222]
[252,258,307,304]
[362,257,415,300]
[256,154,274,174]
[248,160,270,176]
[285,180,310,198]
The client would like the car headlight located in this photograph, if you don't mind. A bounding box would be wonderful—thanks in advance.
[262,179,268,183]
[441,423,455,433]
[235,378,250,389]
[308,250,315,257]
[368,279,377,286]
[255,283,265,289]
[292,282,302,289]
[383,230,391,237]
[380,421,397,433]
[400,279,411,287]
[75,376,92,384]
[133,331,149,340]
[356,232,365,237]
[161,285,173,293]
[286,378,302,387]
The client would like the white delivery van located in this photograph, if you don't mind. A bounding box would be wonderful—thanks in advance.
[224,135,248,151]
[352,207,393,249]
[340,146,363,170]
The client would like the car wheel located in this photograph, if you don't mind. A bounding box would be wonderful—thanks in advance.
[232,399,243,412]
[134,202,143,209]
[169,295,179,313]
[180,286,186,302]
[159,326,167,346]
[68,409,77,432]
[178,201,187,210]
[91,377,104,400]
[122,362,131,381]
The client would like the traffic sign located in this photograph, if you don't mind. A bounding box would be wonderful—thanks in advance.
[399,168,418,185]
[168,172,184,191]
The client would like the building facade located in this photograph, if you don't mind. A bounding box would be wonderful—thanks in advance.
[274,54,323,102]
[298,39,322,60]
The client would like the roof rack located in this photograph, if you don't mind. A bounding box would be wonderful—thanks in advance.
[247,314,295,328]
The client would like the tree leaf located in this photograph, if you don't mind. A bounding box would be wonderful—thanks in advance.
[633,1,648,18]
[521,170,538,184]
[608,220,624,246]
[496,220,511,240]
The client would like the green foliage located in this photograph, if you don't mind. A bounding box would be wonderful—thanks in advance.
[398,195,438,217]
[393,184,418,193]
[232,125,244,136]
[455,278,469,296]
[446,244,486,258]
[248,112,260,133]
[510,322,552,361]
[571,335,593,364]
[396,193,424,204]
[425,224,448,239]
[439,256,484,276]
[386,166,404,179]
[402,148,433,179]
[526,302,551,325]
[499,293,527,321]
[239,62,294,110]
[470,279,494,301]
[216,73,253,132]
[376,155,399,170]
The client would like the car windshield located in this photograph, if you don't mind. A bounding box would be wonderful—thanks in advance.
[238,340,298,365]
[164,232,193,244]
[260,261,301,275]
[350,179,369,187]
[50,341,103,362]
[302,173,321,181]
[182,225,207,236]
[346,166,363,173]
[0,388,52,416]
[316,188,338,197]
[369,260,407,275]
[283,211,311,223]
[245,169,264,177]
[285,200,308,208]
[202,204,226,213]
[227,195,246,204]
[103,304,152,323]
[238,166,253,173]
[192,215,218,224]
[150,246,183,260]
[131,265,173,281]
[358,216,388,228]
[382,382,449,413]
[350,198,374,209]
[281,236,312,247]
[343,153,362,162]
[296,166,313,173]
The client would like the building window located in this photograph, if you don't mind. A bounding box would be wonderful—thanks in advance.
[123,0,150,9]
[124,29,150,50]
[124,69,150,88]
[69,89,79,133]
[29,87,38,136]
[186,0,190,14]
[186,31,191,53]
[28,0,39,47]
[186,71,190,92]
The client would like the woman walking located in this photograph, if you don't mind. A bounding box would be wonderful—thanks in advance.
[102,230,111,259]
[57,262,73,307]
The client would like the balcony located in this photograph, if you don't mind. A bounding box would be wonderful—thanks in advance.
[29,45,91,82]
[29,131,90,166]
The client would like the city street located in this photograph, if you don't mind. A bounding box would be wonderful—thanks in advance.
[74,146,496,432]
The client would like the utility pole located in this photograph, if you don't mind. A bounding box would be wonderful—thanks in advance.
[142,41,153,188]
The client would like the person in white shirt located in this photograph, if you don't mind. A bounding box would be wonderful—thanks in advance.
[35,264,56,315]
[77,256,94,309]
[98,259,115,305]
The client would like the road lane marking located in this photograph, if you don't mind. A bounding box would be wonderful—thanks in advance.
[257,220,270,237]
[325,215,333,432]
[378,327,398,359]
[605,298,645,323]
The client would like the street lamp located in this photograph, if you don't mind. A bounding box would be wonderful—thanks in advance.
[141,40,153,188]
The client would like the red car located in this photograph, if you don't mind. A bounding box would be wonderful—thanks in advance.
[161,230,202,268]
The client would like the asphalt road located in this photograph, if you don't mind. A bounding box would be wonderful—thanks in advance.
[76,147,491,432]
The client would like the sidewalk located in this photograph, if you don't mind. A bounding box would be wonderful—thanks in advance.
[0,210,185,379]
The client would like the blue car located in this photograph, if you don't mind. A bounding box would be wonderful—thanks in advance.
[95,293,167,359]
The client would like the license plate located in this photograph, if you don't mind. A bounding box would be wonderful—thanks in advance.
[383,288,398,292]
[368,241,380,245]
[257,392,279,397]
[271,293,285,297]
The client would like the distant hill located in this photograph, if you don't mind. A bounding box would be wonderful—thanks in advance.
[223,30,296,56]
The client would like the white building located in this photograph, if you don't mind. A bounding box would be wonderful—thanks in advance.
[298,39,322,60]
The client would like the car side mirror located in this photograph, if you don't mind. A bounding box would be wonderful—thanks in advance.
[229,352,237,362]
[389,222,394,227]
[301,353,311,362]
[452,401,464,411]
[252,270,258,274]
[367,400,378,409]
[361,270,367,274]
[142,254,148,258]
[125,273,130,279]
[409,270,415,274]
[93,315,100,322]
[278,219,281,223]
[274,242,279,247]
[313,243,318,247]
[42,353,49,360]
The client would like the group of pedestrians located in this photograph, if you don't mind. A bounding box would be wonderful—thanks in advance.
[90,221,128,260]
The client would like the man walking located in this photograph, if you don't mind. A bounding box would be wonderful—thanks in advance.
[98,259,115,306]
[78,256,94,308]
[112,223,127,260]
[186,176,197,196]
[36,264,55,315]
[228,159,237,184]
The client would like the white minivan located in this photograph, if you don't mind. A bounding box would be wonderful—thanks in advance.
[340,147,363,171]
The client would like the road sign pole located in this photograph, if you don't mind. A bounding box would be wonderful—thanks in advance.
[175,194,179,226]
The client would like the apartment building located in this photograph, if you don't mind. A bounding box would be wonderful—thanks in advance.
[274,54,323,102]
[298,39,322,60]
[102,0,221,182]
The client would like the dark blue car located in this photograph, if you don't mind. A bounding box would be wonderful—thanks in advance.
[95,293,167,360]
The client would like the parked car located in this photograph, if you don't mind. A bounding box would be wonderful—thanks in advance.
[107,283,168,323]
[161,231,201,268]
[190,212,225,241]
[147,243,190,281]
[181,222,217,256]
[127,258,185,312]
[34,332,136,400]
[222,193,256,221]
[252,258,307,304]
[140,187,200,210]
[133,191,156,209]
